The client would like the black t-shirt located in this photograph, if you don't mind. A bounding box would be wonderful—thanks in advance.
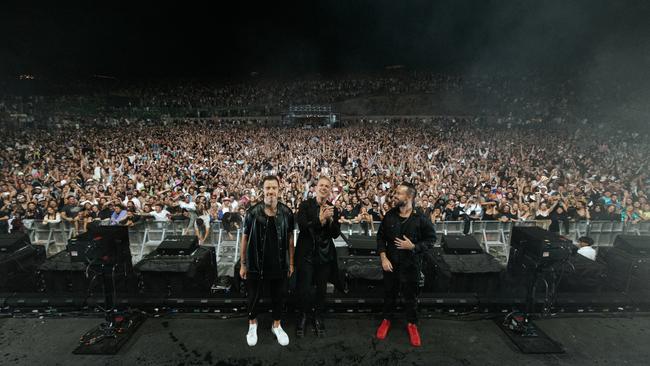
[98,208,113,220]
[342,209,355,220]
[368,208,382,222]
[0,209,9,233]
[262,216,283,278]
[350,204,361,218]
[62,204,81,219]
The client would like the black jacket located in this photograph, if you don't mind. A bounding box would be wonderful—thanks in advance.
[295,198,345,291]
[377,207,437,280]
[242,201,295,278]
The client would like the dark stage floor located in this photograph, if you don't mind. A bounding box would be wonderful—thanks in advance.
[1,312,650,366]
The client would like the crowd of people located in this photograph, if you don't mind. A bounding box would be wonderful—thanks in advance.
[4,72,646,122]
[1,113,648,240]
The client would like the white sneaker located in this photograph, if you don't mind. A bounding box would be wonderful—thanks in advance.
[271,325,290,346]
[246,324,258,346]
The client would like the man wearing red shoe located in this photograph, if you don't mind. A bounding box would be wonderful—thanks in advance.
[375,182,436,347]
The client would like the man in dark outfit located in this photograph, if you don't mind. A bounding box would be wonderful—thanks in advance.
[375,182,436,347]
[295,176,342,337]
[239,176,295,347]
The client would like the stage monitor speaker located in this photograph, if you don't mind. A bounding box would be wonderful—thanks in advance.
[343,234,377,255]
[442,234,483,255]
[67,225,131,266]
[602,247,650,292]
[425,250,502,293]
[135,246,216,296]
[510,226,573,267]
[558,253,607,292]
[0,233,30,254]
[0,243,46,292]
[38,250,136,294]
[156,235,199,256]
[613,235,650,257]
[339,255,383,294]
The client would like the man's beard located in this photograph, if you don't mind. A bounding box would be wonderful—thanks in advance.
[264,196,278,206]
[396,199,407,208]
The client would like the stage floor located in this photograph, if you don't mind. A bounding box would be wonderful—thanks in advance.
[1,313,649,366]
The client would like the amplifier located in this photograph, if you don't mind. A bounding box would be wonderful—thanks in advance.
[613,235,650,257]
[0,233,30,254]
[442,234,483,255]
[156,235,199,256]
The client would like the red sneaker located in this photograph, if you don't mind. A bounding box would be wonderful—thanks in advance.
[376,319,391,340]
[407,323,421,347]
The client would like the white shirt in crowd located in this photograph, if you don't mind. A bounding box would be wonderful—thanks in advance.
[80,198,98,206]
[179,200,196,211]
[577,246,596,261]
[123,196,142,210]
[195,213,211,231]
[464,203,483,217]
[149,209,171,222]
[93,166,102,181]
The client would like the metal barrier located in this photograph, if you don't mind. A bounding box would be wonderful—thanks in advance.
[22,219,650,264]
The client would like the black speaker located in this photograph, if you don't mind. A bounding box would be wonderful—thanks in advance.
[0,233,30,254]
[344,234,377,255]
[613,235,650,256]
[135,246,216,295]
[39,250,136,294]
[510,226,573,267]
[0,244,46,292]
[426,250,502,294]
[558,253,608,292]
[442,234,483,255]
[338,254,383,294]
[67,225,131,266]
[602,247,650,292]
[156,235,199,256]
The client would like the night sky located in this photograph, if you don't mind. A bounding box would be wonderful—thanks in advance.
[1,0,650,79]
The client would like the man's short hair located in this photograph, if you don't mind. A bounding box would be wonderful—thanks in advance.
[317,176,332,185]
[578,236,594,246]
[399,182,417,199]
[261,175,280,187]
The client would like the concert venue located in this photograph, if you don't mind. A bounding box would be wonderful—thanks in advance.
[1,1,650,365]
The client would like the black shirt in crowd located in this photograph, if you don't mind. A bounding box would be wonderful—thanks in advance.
[98,207,113,220]
[369,208,382,222]
[0,208,9,233]
[62,204,81,219]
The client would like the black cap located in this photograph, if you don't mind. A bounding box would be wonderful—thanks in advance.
[578,236,594,246]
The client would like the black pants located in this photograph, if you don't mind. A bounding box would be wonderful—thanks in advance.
[246,276,287,321]
[382,268,418,324]
[296,259,331,315]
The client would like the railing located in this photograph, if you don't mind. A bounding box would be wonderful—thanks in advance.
[21,219,650,264]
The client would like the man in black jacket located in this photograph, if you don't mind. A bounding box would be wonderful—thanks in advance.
[295,176,342,337]
[375,182,436,347]
[239,176,295,347]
